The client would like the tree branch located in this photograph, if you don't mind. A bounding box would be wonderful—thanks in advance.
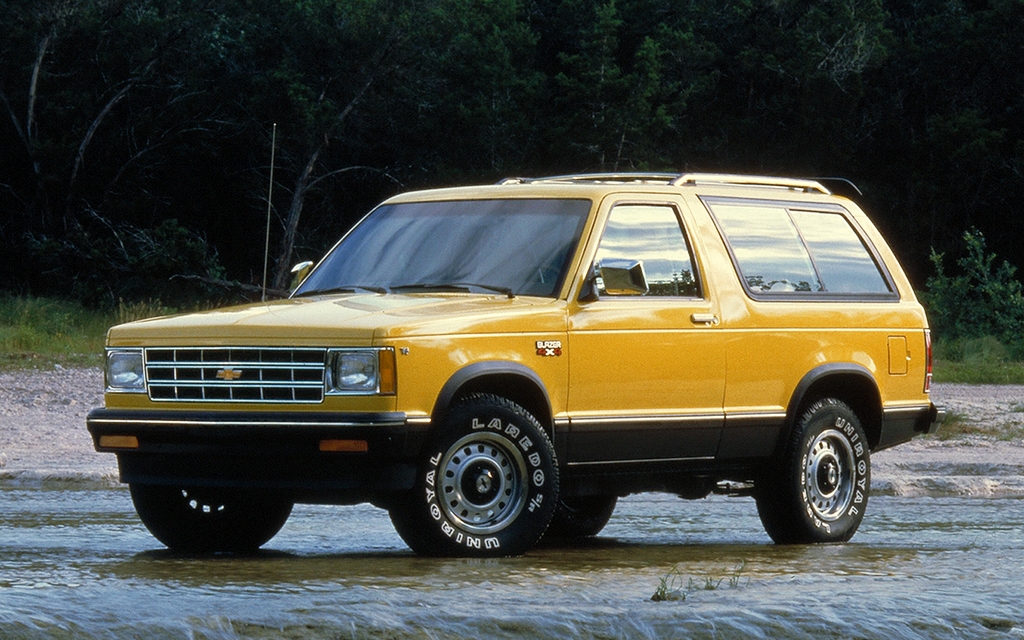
[65,56,161,215]
[27,31,53,143]
[305,165,402,191]
[0,84,29,151]
[65,82,133,213]
[172,274,289,300]
[270,35,398,290]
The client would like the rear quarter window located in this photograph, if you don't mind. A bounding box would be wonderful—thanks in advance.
[704,198,896,300]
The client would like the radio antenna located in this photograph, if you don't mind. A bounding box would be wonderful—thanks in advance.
[261,123,277,302]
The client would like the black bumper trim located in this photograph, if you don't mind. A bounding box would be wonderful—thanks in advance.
[85,408,430,496]
[876,402,945,451]
[87,408,412,429]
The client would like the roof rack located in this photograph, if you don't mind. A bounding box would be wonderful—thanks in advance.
[809,177,862,200]
[670,173,831,195]
[499,172,838,195]
[499,173,677,185]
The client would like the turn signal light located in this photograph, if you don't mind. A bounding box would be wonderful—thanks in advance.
[98,435,139,449]
[378,348,397,395]
[319,439,369,453]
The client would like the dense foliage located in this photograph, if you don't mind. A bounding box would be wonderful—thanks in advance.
[925,229,1024,358]
[2,0,1023,306]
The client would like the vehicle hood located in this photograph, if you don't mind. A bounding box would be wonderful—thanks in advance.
[106,294,567,346]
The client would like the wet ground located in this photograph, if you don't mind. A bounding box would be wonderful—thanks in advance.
[3,375,1023,637]
[2,488,1021,639]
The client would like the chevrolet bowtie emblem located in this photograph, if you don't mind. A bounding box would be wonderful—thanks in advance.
[216,367,243,381]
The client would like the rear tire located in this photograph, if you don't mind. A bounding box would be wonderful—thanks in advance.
[755,398,870,544]
[389,394,558,557]
[544,495,617,539]
[130,484,292,553]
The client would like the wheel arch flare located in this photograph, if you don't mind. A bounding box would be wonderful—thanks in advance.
[785,364,883,451]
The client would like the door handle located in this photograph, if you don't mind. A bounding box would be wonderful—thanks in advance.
[691,313,719,326]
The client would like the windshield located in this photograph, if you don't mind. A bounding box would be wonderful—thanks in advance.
[294,198,592,298]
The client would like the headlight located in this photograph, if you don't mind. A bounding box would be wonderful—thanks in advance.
[326,348,395,395]
[106,349,146,392]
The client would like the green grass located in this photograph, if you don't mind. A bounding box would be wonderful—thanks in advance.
[930,410,1024,442]
[932,335,1024,384]
[651,565,688,602]
[933,360,1024,384]
[651,562,748,602]
[0,296,173,370]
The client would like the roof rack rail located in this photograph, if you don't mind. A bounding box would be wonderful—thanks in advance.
[808,177,862,200]
[498,172,842,196]
[499,173,677,185]
[670,173,831,195]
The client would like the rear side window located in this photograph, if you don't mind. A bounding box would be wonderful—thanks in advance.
[705,198,894,299]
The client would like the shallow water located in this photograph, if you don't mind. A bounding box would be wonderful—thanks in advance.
[1,488,1022,639]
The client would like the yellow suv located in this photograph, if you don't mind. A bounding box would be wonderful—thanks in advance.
[88,173,944,556]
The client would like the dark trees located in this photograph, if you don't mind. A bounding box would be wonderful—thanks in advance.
[1,0,1022,304]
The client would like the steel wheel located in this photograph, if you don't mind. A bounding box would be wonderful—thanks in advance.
[438,432,528,535]
[804,429,856,521]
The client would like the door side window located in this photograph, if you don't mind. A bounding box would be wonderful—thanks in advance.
[592,204,701,297]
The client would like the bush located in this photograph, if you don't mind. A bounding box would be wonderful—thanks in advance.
[923,228,1024,358]
[934,335,1010,364]
[25,215,229,308]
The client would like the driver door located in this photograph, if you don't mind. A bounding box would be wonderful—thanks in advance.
[566,200,726,465]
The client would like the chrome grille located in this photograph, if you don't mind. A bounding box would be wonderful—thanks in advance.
[145,347,326,403]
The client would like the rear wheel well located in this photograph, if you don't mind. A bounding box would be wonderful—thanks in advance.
[790,373,883,450]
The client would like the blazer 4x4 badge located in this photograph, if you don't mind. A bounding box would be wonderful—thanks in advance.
[535,340,562,356]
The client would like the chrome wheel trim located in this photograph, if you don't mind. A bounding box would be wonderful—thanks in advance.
[180,488,227,515]
[439,432,527,535]
[803,428,855,522]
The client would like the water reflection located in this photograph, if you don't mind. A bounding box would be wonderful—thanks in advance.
[2,491,1022,639]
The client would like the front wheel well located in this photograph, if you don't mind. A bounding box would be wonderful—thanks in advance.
[433,372,554,438]
[789,372,883,450]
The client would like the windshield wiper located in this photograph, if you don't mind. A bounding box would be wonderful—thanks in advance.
[294,285,388,297]
[391,282,515,299]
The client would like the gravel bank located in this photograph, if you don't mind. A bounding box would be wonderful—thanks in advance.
[873,383,1024,497]
[2,368,1022,496]
[0,367,116,488]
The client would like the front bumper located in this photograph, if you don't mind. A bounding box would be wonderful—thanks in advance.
[86,408,431,499]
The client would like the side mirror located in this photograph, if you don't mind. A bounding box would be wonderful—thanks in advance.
[599,259,649,296]
[289,260,315,290]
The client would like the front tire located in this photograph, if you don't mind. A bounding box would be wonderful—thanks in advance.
[130,484,293,553]
[755,398,870,544]
[389,394,559,557]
